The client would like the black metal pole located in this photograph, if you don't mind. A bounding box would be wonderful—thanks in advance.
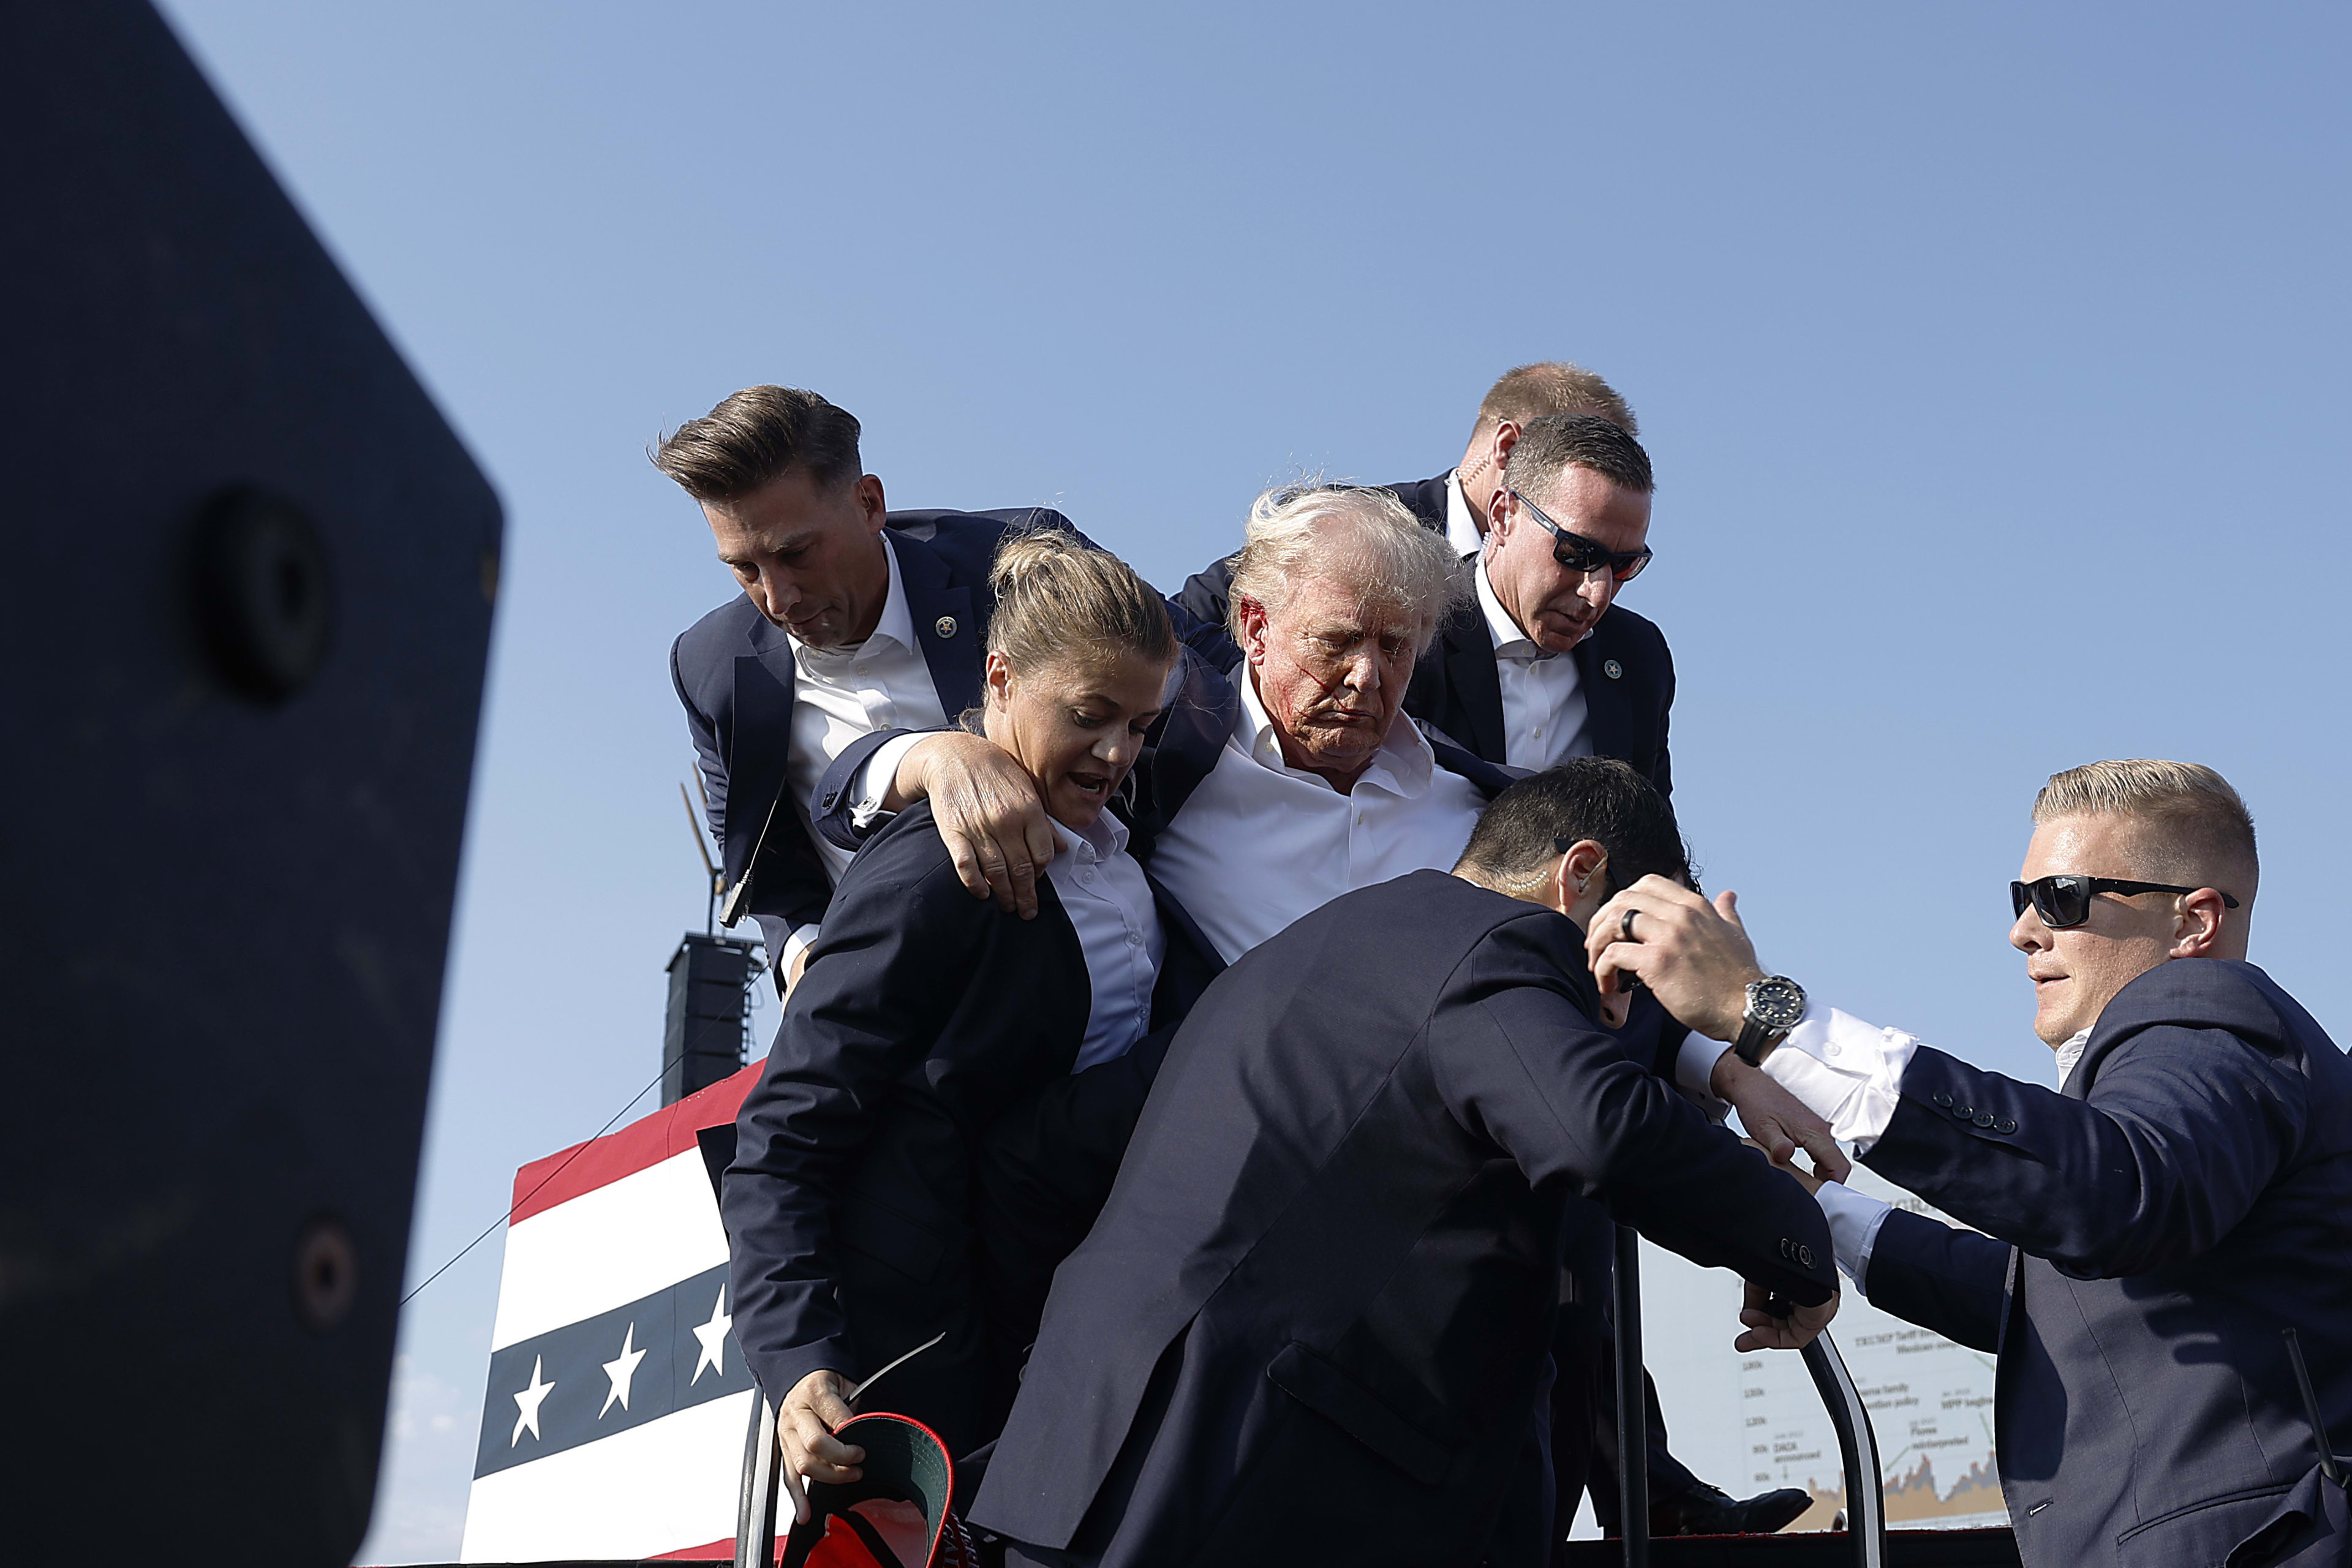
[1613,1224,1650,1568]
[1801,1330,1887,1568]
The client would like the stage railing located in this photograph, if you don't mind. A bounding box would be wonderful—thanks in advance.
[1614,1223,1888,1567]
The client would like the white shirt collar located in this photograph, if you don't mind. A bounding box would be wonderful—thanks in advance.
[793,534,918,661]
[2054,1025,2093,1090]
[1050,809,1131,866]
[1474,554,1548,662]
[1232,665,1434,796]
[1443,469,1485,559]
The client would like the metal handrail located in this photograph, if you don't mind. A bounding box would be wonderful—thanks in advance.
[1613,1226,1651,1568]
[1801,1329,1887,1567]
[1613,1226,1887,1568]
[736,1393,783,1568]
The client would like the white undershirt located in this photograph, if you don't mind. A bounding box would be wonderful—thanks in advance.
[1147,669,1488,963]
[1043,813,1166,1072]
[1476,555,1592,771]
[781,537,948,969]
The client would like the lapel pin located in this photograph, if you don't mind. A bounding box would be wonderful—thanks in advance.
[934,615,957,639]
[1603,658,1623,679]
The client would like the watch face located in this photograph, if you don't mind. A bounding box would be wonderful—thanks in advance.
[1749,976,1807,1030]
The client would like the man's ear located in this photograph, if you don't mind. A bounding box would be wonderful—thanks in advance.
[1490,418,1523,472]
[1557,839,1610,917]
[1486,483,1515,538]
[2171,888,2230,958]
[851,472,888,532]
[1235,595,1271,666]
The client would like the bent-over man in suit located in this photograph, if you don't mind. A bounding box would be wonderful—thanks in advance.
[659,385,1080,992]
[1409,412,1673,794]
[1594,759,2352,1568]
[969,760,1841,1567]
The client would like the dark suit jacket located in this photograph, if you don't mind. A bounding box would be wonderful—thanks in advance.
[1405,559,1676,795]
[968,871,1836,1567]
[721,800,1222,1458]
[1858,959,2352,1568]
[673,508,1066,977]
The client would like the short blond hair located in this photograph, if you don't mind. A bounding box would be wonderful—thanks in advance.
[1474,361,1637,439]
[1224,483,1460,657]
[2033,759,2258,902]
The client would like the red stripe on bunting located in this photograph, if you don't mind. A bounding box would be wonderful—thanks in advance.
[507,1058,765,1225]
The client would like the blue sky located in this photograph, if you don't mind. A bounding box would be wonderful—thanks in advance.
[151,3,2351,1558]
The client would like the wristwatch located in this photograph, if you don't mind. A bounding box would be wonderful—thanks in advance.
[1732,975,1807,1066]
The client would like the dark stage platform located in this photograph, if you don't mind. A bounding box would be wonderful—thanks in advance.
[389,1530,2023,1568]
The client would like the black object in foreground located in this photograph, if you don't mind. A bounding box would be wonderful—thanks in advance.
[0,1,501,1559]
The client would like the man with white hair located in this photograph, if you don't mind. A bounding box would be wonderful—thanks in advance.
[816,483,1511,960]
[1591,760,2352,1568]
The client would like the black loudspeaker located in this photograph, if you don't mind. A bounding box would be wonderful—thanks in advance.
[0,2,501,1560]
[663,934,758,1106]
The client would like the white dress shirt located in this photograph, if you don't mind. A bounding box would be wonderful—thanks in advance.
[1442,469,1484,559]
[780,537,948,968]
[1475,556,1592,772]
[1147,669,1488,963]
[1688,1006,2097,1293]
[1044,813,1167,1072]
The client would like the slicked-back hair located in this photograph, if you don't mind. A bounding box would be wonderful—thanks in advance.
[1474,361,1638,439]
[652,385,864,503]
[1504,413,1655,507]
[1455,758,1694,900]
[1223,482,1460,657]
[2033,759,2259,902]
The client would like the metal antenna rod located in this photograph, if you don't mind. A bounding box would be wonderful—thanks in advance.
[680,781,720,935]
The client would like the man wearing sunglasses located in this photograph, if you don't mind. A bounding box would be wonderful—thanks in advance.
[1585,759,2352,1568]
[1403,412,1672,792]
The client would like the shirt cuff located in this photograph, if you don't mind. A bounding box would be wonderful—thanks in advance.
[848,733,925,829]
[1758,1002,1918,1153]
[780,922,820,976]
[1676,1031,1732,1097]
[1812,1178,1894,1294]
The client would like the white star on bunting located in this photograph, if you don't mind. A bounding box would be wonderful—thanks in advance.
[600,1322,648,1417]
[510,1355,554,1447]
[690,1287,733,1385]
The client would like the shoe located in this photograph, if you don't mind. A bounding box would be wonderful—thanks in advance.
[1654,1483,1814,1536]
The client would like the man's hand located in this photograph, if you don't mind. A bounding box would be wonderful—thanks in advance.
[897,733,1055,919]
[1735,1280,1838,1352]
[1719,1057,1851,1185]
[1588,878,1766,1042]
[776,1368,864,1526]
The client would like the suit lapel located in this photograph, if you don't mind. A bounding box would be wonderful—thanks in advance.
[725,620,802,889]
[893,530,984,717]
[1441,601,1507,764]
[1572,617,1629,764]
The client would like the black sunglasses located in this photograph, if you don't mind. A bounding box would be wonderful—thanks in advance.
[2010,874,2241,930]
[1509,490,1653,583]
